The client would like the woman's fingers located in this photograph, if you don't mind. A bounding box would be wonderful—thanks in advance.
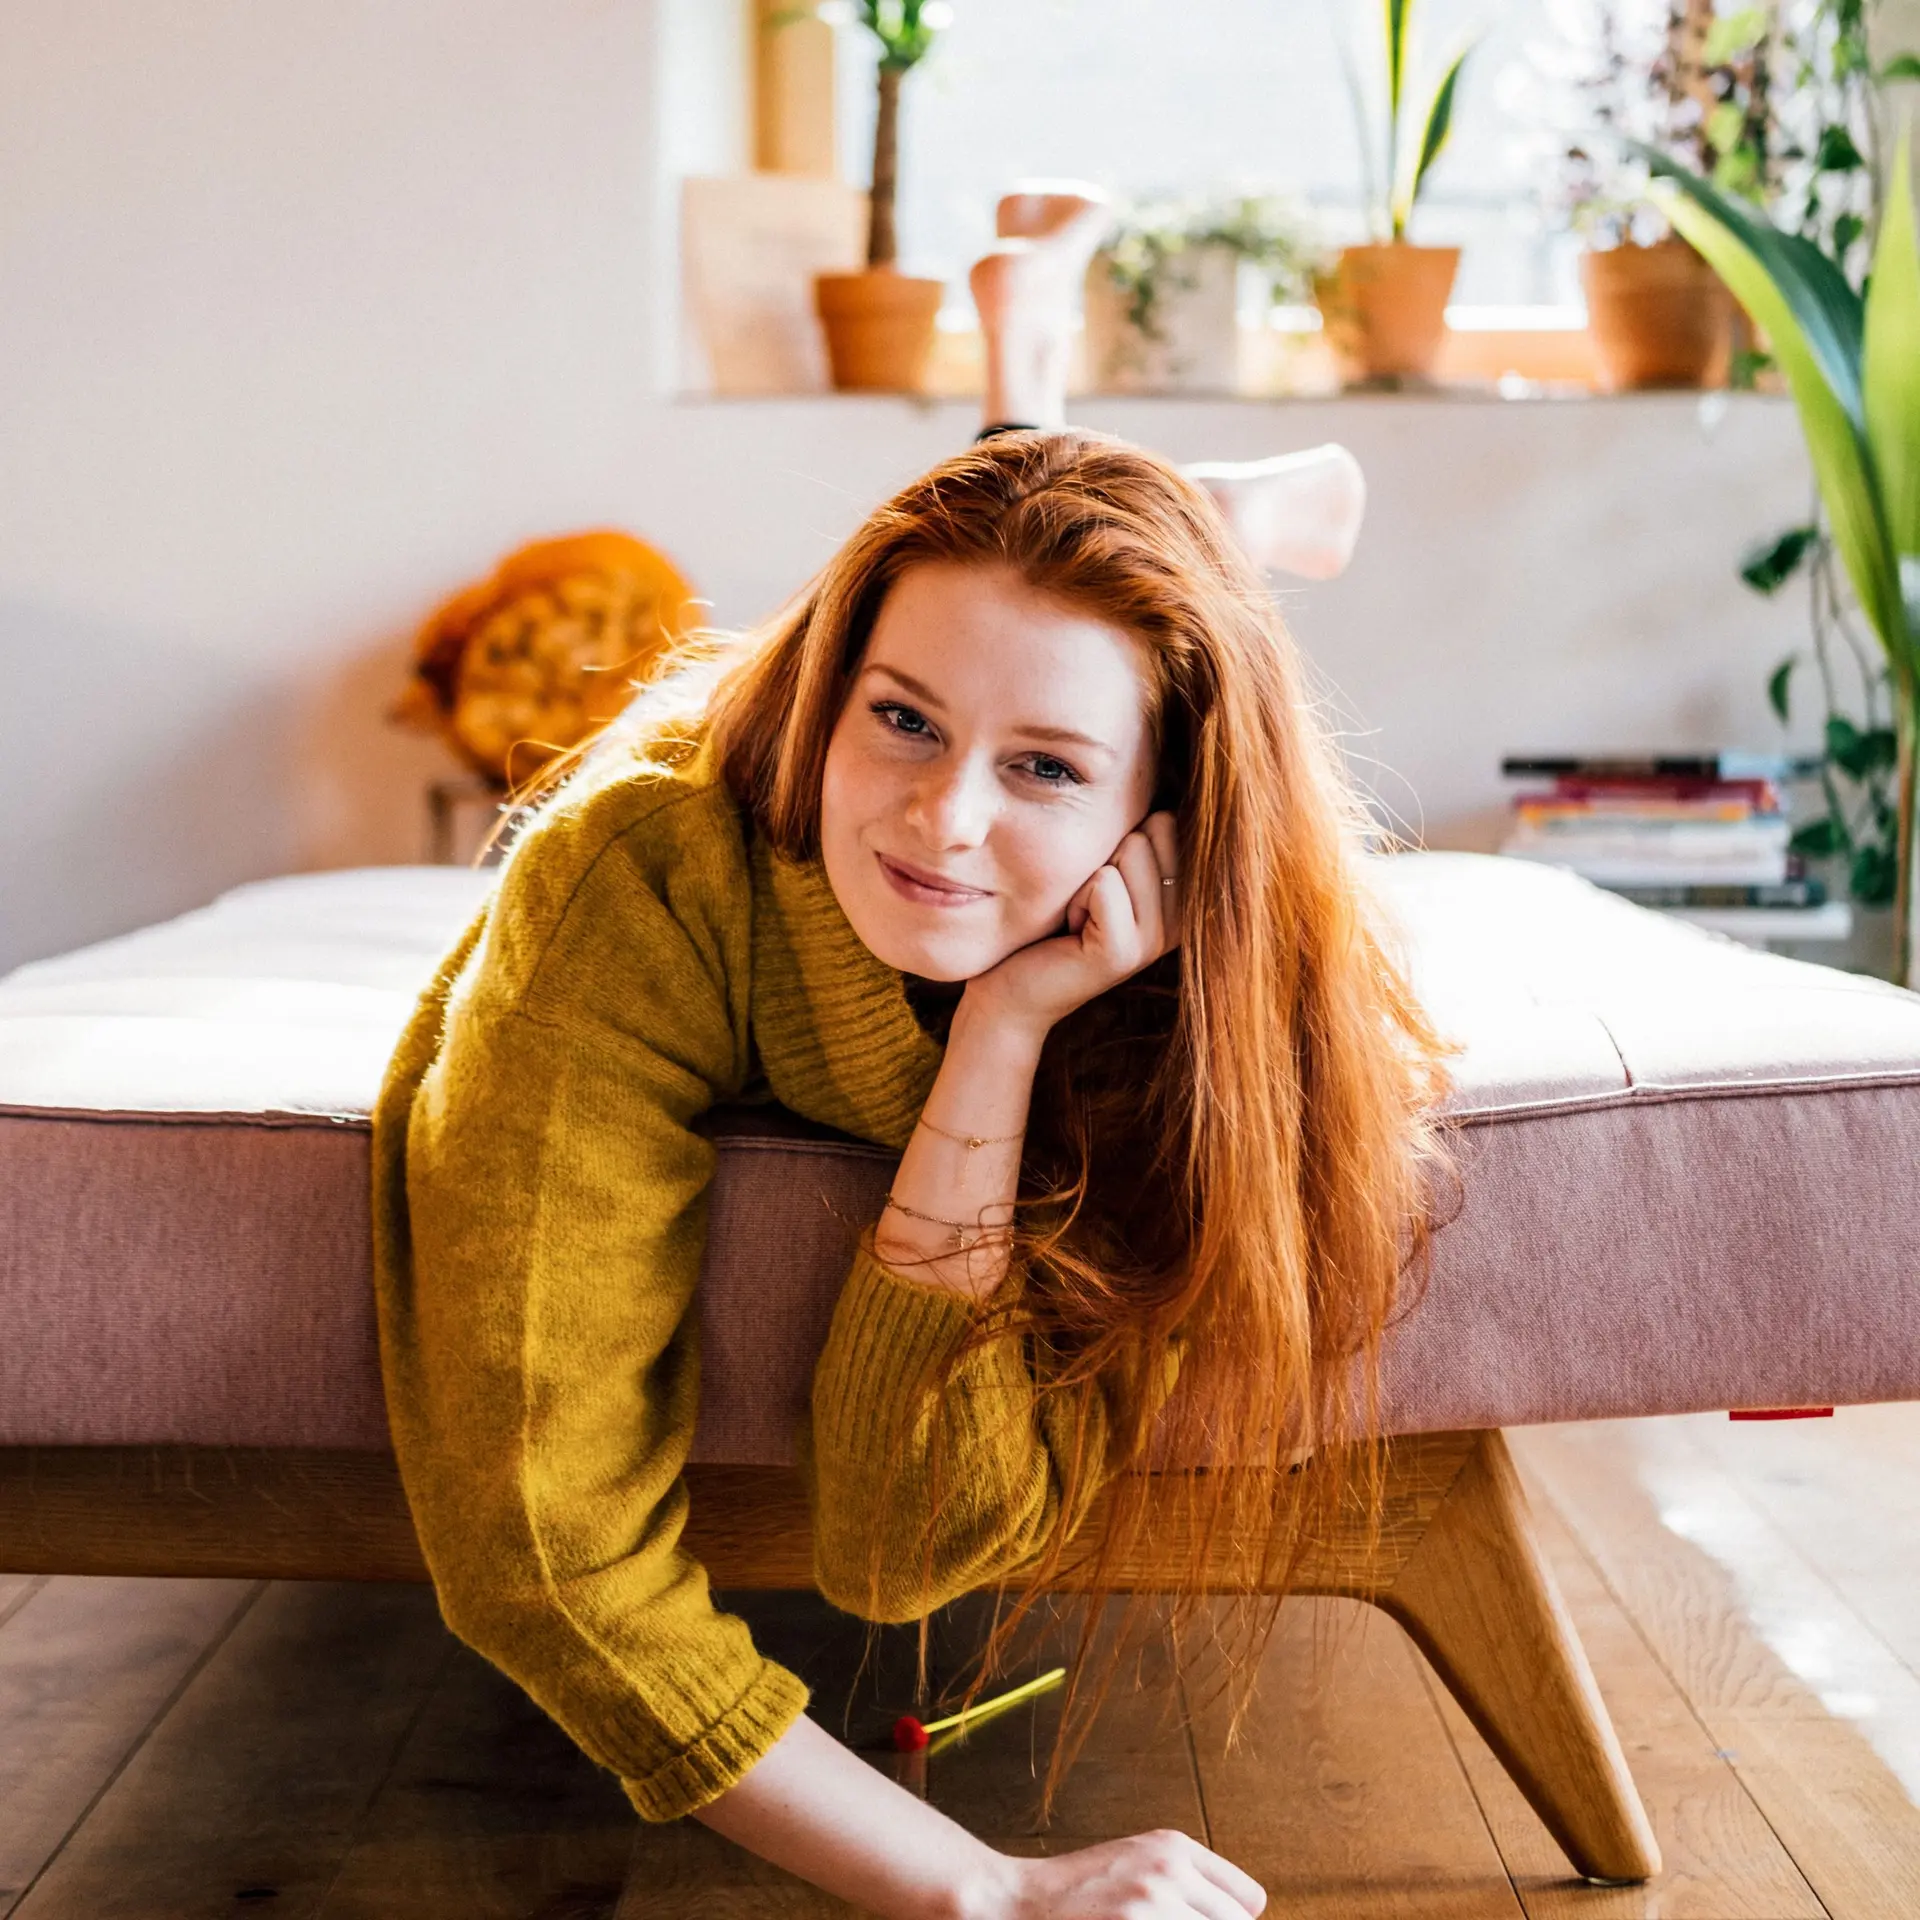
[1014,1828,1263,1918]
[1141,808,1179,879]
[1107,833,1164,959]
[1189,1845,1268,1915]
[1077,862,1134,960]
[1104,811,1180,962]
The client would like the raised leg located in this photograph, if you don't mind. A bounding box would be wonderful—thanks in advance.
[1369,1429,1662,1885]
[970,180,1112,431]
[1184,446,1368,581]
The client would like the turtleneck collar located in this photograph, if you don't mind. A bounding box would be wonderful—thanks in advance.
[747,832,946,1151]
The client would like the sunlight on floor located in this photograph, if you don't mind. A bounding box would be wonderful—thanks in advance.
[1640,1421,1920,1809]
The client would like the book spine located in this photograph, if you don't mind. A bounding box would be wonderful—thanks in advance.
[1606,879,1828,909]
[1502,754,1820,782]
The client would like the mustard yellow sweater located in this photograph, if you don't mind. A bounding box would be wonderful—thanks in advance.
[369,731,1129,1824]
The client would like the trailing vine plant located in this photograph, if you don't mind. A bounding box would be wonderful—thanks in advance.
[1737,0,1918,911]
[1101,195,1325,343]
[1748,521,1899,904]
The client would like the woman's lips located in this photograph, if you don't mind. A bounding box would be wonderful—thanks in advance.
[876,851,991,907]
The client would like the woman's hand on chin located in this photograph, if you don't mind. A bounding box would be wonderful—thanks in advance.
[989,1829,1267,1918]
[959,810,1181,1042]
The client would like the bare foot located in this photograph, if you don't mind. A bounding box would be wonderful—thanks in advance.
[970,181,1111,431]
[1184,445,1368,581]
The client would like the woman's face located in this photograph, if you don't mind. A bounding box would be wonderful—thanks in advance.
[820,560,1160,982]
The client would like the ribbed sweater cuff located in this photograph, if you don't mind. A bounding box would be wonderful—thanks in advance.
[619,1657,811,1823]
[811,1243,1001,1463]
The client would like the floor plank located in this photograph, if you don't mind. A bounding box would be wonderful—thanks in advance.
[1187,1597,1525,1920]
[1710,1712,1920,1920]
[925,1598,1208,1845]
[0,1576,256,1916]
[1434,1453,1824,1919]
[1520,1421,1920,1757]
[316,1640,633,1920]
[12,1411,1920,1913]
[1689,1409,1920,1682]
[13,1583,448,1920]
[1518,1419,1920,1920]
[615,1822,866,1920]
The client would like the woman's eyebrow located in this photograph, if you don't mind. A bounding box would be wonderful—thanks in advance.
[864,661,1113,755]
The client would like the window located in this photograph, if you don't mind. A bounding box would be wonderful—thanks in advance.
[832,0,1584,313]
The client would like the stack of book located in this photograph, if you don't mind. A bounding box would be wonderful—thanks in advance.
[1498,754,1826,909]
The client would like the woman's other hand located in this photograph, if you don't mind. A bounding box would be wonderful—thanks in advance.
[993,1828,1267,1918]
[960,810,1180,1041]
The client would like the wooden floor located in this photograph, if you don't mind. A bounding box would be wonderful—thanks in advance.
[4,1410,1918,1918]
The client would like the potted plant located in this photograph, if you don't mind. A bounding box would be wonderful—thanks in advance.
[1083,194,1325,394]
[1728,3,1920,964]
[812,0,951,391]
[1647,122,1919,983]
[1314,0,1474,385]
[1533,0,1781,388]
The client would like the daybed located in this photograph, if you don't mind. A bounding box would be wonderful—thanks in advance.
[5,851,1919,1886]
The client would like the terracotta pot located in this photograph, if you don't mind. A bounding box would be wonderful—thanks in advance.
[1581,240,1732,390]
[1314,243,1460,384]
[813,268,944,392]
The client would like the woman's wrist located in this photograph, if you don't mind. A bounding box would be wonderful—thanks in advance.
[952,1848,1028,1920]
[948,985,1049,1069]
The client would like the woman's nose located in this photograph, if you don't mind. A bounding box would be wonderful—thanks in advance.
[906,756,994,849]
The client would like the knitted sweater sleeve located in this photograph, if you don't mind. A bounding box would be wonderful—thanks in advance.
[370,778,807,1823]
[804,1245,1181,1624]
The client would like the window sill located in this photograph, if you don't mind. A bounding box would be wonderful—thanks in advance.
[679,310,1773,405]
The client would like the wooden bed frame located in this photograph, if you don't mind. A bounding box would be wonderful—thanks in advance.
[0,1427,1660,1884]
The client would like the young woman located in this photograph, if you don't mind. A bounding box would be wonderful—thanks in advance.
[371,199,1449,1920]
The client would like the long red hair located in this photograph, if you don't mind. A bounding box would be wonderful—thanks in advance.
[504,429,1456,1786]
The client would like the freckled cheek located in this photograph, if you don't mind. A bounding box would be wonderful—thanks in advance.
[822,747,902,869]
[994,819,1113,933]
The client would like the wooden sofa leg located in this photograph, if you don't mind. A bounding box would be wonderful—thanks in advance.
[1370,1429,1662,1885]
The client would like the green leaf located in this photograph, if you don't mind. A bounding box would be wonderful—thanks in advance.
[1863,126,1920,607]
[1834,212,1865,258]
[1851,841,1898,904]
[1828,714,1872,775]
[1814,124,1865,172]
[1648,158,1904,656]
[1706,101,1749,158]
[1742,525,1818,594]
[1864,725,1900,771]
[1704,6,1769,63]
[1880,54,1920,83]
[1767,654,1798,721]
[1386,0,1410,126]
[1640,149,1863,416]
[1791,816,1843,857]
[1396,42,1473,232]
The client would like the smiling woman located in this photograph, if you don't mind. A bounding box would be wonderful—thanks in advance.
[370,420,1452,1920]
[822,565,1163,979]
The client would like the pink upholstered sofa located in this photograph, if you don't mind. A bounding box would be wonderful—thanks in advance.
[5,852,1919,1885]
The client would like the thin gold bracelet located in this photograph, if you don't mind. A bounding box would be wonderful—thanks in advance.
[882,1191,1015,1254]
[914,1112,1024,1154]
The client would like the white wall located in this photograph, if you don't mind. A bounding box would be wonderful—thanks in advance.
[0,1,1818,973]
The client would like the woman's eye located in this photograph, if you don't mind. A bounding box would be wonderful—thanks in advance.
[1021,754,1084,787]
[871,700,932,739]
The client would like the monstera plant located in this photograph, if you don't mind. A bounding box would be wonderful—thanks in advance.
[1646,128,1920,984]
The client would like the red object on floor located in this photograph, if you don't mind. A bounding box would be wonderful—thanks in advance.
[893,1715,930,1752]
[1728,1407,1834,1420]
